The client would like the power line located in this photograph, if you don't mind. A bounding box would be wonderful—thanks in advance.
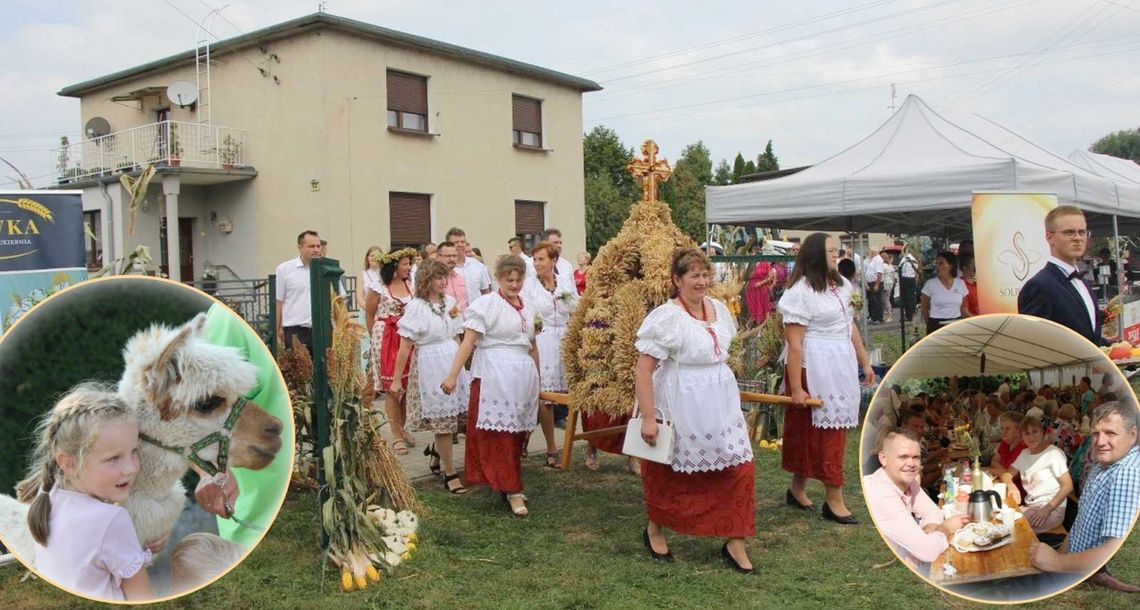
[589,0,1040,101]
[597,0,966,85]
[579,0,901,76]
[585,42,1140,127]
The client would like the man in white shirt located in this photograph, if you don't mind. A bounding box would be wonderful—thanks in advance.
[899,250,919,323]
[542,228,577,294]
[275,230,323,354]
[864,249,885,324]
[509,236,536,279]
[446,227,492,297]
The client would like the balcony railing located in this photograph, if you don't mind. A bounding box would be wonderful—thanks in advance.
[55,120,248,184]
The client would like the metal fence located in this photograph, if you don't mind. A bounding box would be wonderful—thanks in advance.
[185,273,359,351]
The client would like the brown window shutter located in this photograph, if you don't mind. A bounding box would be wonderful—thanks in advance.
[514,200,544,236]
[389,192,431,247]
[387,70,428,114]
[512,95,542,134]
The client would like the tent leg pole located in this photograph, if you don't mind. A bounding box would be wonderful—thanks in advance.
[1112,214,1123,298]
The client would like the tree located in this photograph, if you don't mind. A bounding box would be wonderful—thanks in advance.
[659,141,713,242]
[1091,127,1140,164]
[712,159,733,185]
[732,152,746,182]
[756,139,780,173]
[583,126,640,251]
[584,126,639,201]
[743,159,757,175]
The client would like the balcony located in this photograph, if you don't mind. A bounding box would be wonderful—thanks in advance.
[55,120,249,185]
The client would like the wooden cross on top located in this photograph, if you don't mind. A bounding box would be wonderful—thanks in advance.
[627,139,671,203]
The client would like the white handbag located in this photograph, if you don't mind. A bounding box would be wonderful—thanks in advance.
[622,400,675,464]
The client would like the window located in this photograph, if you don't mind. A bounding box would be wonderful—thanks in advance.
[389,192,431,249]
[512,95,542,148]
[387,70,428,132]
[83,210,102,270]
[514,200,544,250]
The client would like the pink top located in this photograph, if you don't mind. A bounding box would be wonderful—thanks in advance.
[33,487,151,601]
[863,467,948,566]
[445,270,469,310]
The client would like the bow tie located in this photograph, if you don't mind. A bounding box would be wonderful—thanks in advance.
[1068,270,1083,281]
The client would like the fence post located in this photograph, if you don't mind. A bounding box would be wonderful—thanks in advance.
[268,274,277,357]
[310,257,344,488]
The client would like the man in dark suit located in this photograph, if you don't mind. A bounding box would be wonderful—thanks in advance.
[1018,205,1106,347]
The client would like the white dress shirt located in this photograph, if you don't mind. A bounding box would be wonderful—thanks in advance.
[864,254,885,284]
[457,256,492,295]
[275,256,312,327]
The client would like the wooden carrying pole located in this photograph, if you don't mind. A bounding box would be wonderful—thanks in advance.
[544,391,823,470]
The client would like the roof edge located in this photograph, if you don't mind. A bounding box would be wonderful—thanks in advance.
[58,13,601,97]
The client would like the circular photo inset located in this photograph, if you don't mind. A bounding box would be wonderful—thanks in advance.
[860,314,1140,604]
[0,276,293,603]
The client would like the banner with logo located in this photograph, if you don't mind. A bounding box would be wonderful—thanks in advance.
[0,191,87,333]
[972,192,1058,315]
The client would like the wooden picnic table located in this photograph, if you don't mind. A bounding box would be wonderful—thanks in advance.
[928,490,1042,586]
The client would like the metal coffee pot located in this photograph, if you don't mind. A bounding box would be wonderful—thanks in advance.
[968,489,1003,523]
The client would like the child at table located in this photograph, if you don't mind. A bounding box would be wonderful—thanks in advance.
[999,416,1073,533]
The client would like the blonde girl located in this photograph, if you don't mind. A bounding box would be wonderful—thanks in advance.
[23,383,156,601]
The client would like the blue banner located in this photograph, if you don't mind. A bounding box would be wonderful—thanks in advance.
[0,191,87,333]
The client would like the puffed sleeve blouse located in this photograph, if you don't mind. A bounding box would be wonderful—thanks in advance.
[635,298,735,365]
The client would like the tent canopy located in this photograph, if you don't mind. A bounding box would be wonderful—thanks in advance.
[1068,149,1140,186]
[887,315,1104,380]
[705,95,1140,237]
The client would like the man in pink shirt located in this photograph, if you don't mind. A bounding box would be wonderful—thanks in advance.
[438,241,469,310]
[864,428,969,572]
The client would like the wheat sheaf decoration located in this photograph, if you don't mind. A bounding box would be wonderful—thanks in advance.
[561,139,696,417]
[0,198,55,223]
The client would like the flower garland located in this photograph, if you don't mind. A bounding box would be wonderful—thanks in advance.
[374,247,419,266]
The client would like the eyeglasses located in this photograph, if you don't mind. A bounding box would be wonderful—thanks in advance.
[1050,229,1089,239]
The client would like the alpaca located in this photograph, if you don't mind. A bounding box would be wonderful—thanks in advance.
[0,313,284,594]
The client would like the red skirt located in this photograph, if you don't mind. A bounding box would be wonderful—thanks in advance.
[463,379,525,493]
[782,371,847,487]
[583,411,629,454]
[642,461,755,537]
[377,316,412,392]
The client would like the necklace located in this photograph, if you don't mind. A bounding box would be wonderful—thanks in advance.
[499,290,527,333]
[541,276,559,313]
[428,296,447,321]
[677,296,721,357]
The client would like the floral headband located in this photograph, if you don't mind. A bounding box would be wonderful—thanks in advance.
[373,247,419,265]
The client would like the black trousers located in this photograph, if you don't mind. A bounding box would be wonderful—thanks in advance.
[866,285,883,323]
[900,277,917,321]
[284,325,313,355]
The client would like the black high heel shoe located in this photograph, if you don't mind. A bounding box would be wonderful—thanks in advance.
[721,543,755,574]
[785,489,816,511]
[821,502,860,525]
[424,443,441,476]
[642,528,673,562]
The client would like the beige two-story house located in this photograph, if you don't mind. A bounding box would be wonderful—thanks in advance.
[56,12,600,282]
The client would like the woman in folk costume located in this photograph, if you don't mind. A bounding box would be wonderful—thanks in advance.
[442,255,539,517]
[636,248,756,574]
[367,247,416,455]
[522,241,579,469]
[390,258,471,494]
[778,232,875,525]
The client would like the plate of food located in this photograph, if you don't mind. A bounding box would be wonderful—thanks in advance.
[951,522,1013,553]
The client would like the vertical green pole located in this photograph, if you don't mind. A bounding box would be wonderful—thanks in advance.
[268,274,277,357]
[311,257,344,487]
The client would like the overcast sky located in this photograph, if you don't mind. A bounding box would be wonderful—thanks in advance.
[2,0,1138,188]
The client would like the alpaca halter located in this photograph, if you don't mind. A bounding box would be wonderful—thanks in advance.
[139,396,248,478]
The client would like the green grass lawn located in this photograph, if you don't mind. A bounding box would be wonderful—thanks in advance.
[3,435,1137,609]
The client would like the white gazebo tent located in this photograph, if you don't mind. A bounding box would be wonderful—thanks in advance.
[886,315,1104,381]
[1068,149,1140,186]
[705,95,1140,238]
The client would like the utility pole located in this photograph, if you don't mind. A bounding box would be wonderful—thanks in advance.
[888,84,898,113]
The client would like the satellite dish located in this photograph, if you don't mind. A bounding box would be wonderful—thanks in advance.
[166,81,199,107]
[85,116,111,139]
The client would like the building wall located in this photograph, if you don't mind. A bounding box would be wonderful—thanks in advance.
[75,24,588,279]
